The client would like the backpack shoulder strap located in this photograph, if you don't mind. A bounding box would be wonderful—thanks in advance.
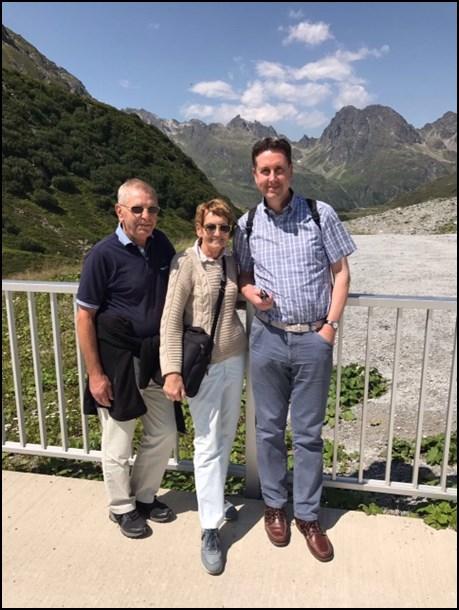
[245,205,257,242]
[306,198,321,230]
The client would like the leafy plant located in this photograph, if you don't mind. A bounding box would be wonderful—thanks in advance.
[325,363,388,426]
[359,502,384,516]
[416,501,457,530]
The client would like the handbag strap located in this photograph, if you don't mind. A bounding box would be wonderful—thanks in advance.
[210,257,227,341]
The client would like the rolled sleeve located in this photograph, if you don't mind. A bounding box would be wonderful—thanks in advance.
[320,203,357,264]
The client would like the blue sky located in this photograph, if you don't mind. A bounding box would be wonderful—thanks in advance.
[3,2,457,140]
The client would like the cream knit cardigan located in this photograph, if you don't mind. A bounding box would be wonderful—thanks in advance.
[160,246,247,377]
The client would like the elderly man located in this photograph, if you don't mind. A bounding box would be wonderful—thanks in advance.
[76,178,176,538]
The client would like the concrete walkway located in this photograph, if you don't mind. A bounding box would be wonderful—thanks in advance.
[2,470,457,608]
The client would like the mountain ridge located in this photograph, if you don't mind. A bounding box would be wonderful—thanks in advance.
[126,105,456,209]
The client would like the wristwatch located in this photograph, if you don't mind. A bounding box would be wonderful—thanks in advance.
[324,320,339,330]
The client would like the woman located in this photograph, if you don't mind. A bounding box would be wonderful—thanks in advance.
[160,198,247,575]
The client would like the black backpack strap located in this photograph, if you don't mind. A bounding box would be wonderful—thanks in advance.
[210,257,227,341]
[245,205,257,242]
[306,198,321,230]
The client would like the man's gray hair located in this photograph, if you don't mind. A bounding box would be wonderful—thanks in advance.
[117,178,157,205]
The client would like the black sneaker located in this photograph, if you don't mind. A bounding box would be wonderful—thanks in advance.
[109,509,150,538]
[136,497,175,523]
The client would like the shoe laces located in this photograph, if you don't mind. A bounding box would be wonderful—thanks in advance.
[124,509,142,522]
[203,529,220,552]
[297,519,323,535]
[265,507,285,525]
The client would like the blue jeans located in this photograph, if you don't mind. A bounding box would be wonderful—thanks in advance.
[250,318,333,521]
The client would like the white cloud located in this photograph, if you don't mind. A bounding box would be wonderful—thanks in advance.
[334,83,374,109]
[190,80,238,100]
[292,56,353,81]
[288,9,304,20]
[241,81,266,106]
[283,20,333,46]
[291,46,389,81]
[182,104,216,119]
[255,61,289,80]
[183,42,388,134]
[295,110,329,129]
[183,102,299,126]
[119,79,139,89]
[264,81,331,106]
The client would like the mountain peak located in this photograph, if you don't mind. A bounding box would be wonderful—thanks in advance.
[320,104,422,163]
[227,115,278,139]
[2,25,90,97]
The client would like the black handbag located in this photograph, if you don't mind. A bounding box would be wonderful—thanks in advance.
[181,258,227,397]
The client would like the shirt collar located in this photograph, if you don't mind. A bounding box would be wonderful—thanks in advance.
[116,224,154,250]
[194,239,228,262]
[262,189,296,216]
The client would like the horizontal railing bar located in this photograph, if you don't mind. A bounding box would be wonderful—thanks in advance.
[2,282,457,310]
[346,294,457,310]
[2,280,79,294]
[5,440,453,501]
[2,443,246,479]
[322,476,457,501]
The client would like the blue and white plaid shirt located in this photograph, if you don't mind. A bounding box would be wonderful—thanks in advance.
[233,193,356,324]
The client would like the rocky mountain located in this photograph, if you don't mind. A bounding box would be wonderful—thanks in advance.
[125,108,356,209]
[419,111,457,157]
[2,25,90,96]
[126,105,456,210]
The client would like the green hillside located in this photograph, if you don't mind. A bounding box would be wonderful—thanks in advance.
[338,173,457,221]
[2,69,226,276]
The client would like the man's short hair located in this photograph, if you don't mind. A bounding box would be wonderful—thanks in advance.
[251,137,292,166]
[117,178,157,205]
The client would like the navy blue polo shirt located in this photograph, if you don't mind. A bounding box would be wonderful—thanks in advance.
[77,225,175,338]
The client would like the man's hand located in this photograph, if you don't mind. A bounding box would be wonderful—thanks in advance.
[241,285,274,311]
[89,373,113,407]
[317,324,336,346]
[163,373,186,402]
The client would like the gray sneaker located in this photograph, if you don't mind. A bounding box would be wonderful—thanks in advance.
[224,499,238,522]
[201,528,223,575]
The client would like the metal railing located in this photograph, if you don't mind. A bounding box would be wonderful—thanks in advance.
[2,280,457,502]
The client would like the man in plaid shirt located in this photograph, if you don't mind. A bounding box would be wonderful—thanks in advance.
[233,138,356,562]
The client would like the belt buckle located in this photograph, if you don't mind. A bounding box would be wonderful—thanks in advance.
[290,323,308,333]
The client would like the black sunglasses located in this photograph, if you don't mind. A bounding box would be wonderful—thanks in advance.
[119,204,160,215]
[203,223,231,234]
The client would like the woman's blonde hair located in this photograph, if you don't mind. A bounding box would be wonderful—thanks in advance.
[194,198,235,228]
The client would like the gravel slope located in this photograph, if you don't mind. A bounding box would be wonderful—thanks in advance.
[326,201,457,478]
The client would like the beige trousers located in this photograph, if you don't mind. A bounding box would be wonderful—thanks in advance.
[98,381,176,514]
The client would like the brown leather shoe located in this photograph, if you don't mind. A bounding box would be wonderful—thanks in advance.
[264,506,290,547]
[295,518,334,562]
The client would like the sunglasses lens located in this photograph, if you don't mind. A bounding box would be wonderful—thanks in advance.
[128,206,160,215]
[204,224,231,233]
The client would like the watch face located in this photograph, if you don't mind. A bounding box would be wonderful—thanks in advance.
[327,320,338,329]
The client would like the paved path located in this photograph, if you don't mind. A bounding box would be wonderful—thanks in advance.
[3,471,456,608]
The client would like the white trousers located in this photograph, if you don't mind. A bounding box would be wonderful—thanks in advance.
[188,353,245,529]
[98,381,176,514]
